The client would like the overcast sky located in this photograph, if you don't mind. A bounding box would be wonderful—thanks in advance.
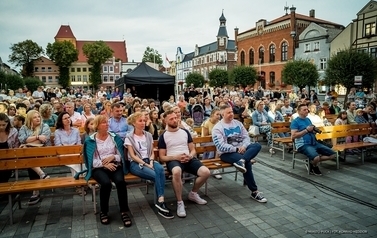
[0,0,370,70]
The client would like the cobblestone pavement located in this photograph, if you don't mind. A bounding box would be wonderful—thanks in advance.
[1,145,376,238]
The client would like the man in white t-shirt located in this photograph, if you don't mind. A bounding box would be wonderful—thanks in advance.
[65,102,82,127]
[97,86,107,99]
[158,110,210,218]
[281,99,293,116]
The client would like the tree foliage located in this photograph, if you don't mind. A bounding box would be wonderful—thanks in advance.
[142,46,162,66]
[185,72,205,88]
[23,77,45,92]
[282,59,319,89]
[229,65,257,87]
[8,39,43,77]
[1,73,24,92]
[208,68,228,87]
[83,41,114,90]
[324,48,377,90]
[46,40,78,88]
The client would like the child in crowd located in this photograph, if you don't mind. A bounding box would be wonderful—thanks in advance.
[13,115,25,131]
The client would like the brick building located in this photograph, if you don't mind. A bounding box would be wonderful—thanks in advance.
[235,7,343,90]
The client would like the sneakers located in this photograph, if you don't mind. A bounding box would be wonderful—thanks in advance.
[177,202,186,218]
[250,192,267,203]
[233,159,247,173]
[311,165,322,176]
[212,169,222,180]
[155,201,170,213]
[188,191,207,205]
[28,194,40,205]
[156,202,174,219]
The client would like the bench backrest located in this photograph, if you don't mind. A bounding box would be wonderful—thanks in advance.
[271,122,291,134]
[316,123,371,140]
[0,145,83,171]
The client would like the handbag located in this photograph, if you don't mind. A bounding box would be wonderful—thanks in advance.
[248,125,260,136]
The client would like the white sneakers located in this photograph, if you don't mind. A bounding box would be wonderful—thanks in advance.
[212,169,222,179]
[188,191,207,205]
[177,202,186,218]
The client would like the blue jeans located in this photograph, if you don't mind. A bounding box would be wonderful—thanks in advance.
[297,142,336,161]
[220,143,262,192]
[130,160,166,199]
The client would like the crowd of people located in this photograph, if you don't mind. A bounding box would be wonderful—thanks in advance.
[0,83,376,226]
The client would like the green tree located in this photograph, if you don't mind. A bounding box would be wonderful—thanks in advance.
[0,72,24,91]
[23,77,45,92]
[8,39,44,77]
[208,68,229,87]
[46,40,78,89]
[142,46,162,66]
[185,72,205,88]
[83,41,114,90]
[282,59,319,89]
[229,65,257,87]
[324,48,377,94]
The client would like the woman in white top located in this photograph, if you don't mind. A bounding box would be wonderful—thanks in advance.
[124,112,174,219]
[81,103,95,127]
[307,104,324,127]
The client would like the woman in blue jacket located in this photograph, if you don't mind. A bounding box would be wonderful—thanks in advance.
[82,115,131,227]
[251,100,275,153]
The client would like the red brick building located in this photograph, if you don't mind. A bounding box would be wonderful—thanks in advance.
[235,7,343,90]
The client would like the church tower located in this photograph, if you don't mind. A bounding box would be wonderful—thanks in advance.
[217,10,229,50]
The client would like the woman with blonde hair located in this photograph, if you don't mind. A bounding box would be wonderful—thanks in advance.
[39,103,58,127]
[124,112,174,219]
[149,109,161,139]
[18,110,51,205]
[81,103,95,126]
[100,100,112,119]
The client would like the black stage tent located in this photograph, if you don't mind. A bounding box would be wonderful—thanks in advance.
[115,62,175,102]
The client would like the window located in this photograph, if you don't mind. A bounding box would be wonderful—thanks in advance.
[42,76,46,82]
[365,22,376,36]
[88,67,92,72]
[41,67,46,72]
[320,58,327,70]
[103,76,108,82]
[248,49,254,65]
[83,75,87,82]
[48,76,53,82]
[71,75,75,82]
[71,68,75,72]
[240,51,245,65]
[281,42,288,61]
[109,66,114,72]
[269,72,275,84]
[77,75,81,82]
[55,76,59,82]
[103,66,108,72]
[314,42,320,51]
[110,76,114,82]
[259,47,264,64]
[48,67,52,72]
[115,75,120,80]
[371,47,377,58]
[77,68,81,72]
[34,67,38,72]
[269,45,275,63]
[83,67,87,72]
[305,43,311,52]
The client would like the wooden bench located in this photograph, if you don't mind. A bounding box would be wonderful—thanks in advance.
[271,122,292,160]
[193,136,239,195]
[0,146,87,224]
[325,114,338,124]
[316,123,377,168]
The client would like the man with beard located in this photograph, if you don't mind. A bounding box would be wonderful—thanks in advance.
[212,104,267,203]
[158,110,210,218]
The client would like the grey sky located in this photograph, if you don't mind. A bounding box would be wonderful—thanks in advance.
[0,0,369,70]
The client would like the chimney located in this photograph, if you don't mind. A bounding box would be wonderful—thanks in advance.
[234,27,239,46]
[309,9,315,18]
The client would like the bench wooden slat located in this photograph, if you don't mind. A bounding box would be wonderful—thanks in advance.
[333,142,377,151]
[0,155,83,170]
[0,145,82,159]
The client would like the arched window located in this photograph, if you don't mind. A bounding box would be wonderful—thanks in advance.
[259,47,264,64]
[270,71,275,84]
[281,42,288,61]
[249,49,254,65]
[269,45,275,63]
[240,51,245,65]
